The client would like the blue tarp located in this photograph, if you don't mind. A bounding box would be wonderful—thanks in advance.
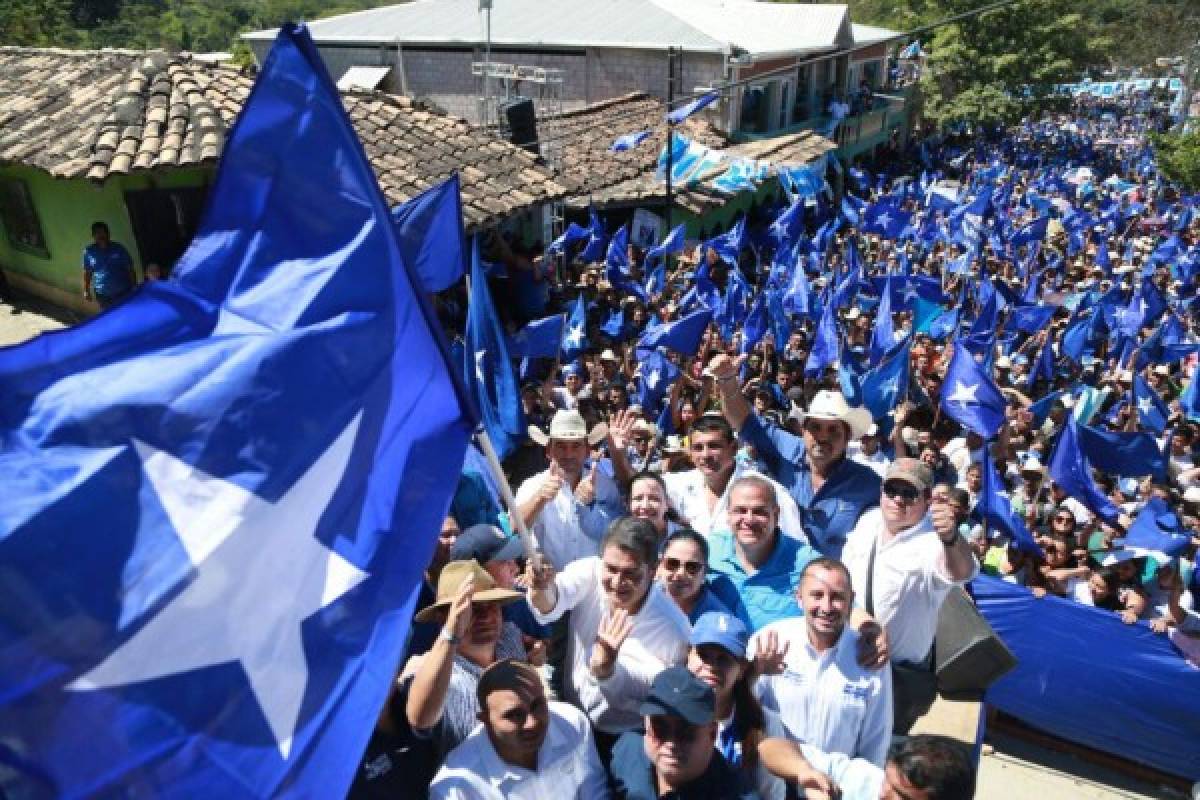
[973,576,1200,781]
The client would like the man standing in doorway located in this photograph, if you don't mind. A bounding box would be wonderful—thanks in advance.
[82,221,137,310]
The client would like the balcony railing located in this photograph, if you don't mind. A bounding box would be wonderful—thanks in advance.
[734,91,910,152]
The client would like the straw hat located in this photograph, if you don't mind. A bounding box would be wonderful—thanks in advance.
[528,409,608,446]
[414,560,523,624]
[788,390,873,440]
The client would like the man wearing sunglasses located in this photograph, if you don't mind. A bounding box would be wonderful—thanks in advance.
[609,666,755,799]
[841,458,978,732]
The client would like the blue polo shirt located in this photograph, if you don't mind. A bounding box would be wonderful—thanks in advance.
[82,242,134,298]
[739,413,881,558]
[707,528,818,632]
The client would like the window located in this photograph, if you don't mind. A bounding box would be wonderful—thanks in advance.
[0,176,49,258]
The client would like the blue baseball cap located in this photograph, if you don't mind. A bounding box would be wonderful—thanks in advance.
[449,524,524,564]
[639,666,715,726]
[689,612,749,659]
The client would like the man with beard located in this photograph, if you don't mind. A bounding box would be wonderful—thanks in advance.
[525,517,690,747]
[748,558,892,767]
[662,414,804,541]
[708,355,881,558]
[429,660,610,798]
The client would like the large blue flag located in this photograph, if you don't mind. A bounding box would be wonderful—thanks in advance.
[637,308,713,357]
[636,349,680,412]
[869,277,895,367]
[577,208,608,263]
[976,449,1042,555]
[805,301,840,377]
[390,174,466,292]
[465,237,525,459]
[508,314,565,359]
[1048,417,1121,526]
[644,223,686,268]
[0,24,473,798]
[941,341,1006,438]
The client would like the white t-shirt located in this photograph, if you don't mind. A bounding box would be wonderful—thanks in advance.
[841,508,979,665]
[528,557,690,734]
[663,465,807,543]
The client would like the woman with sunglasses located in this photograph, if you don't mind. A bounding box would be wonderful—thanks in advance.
[657,529,732,624]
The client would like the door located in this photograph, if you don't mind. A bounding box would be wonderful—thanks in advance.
[123,186,208,276]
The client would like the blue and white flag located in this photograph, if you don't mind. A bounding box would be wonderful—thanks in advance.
[941,340,1006,438]
[0,25,473,798]
[977,449,1042,555]
[644,223,687,268]
[667,91,718,124]
[611,129,653,152]
[1132,375,1170,433]
[465,236,525,459]
[1048,417,1121,526]
[861,338,911,420]
[1114,497,1191,561]
[805,302,840,377]
[561,294,589,361]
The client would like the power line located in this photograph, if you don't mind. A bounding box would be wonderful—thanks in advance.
[520,0,1032,154]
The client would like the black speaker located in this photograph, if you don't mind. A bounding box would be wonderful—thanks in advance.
[934,588,1017,694]
[500,97,539,153]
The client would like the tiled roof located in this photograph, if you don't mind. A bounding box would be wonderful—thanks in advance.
[537,92,833,215]
[0,46,565,231]
[537,92,728,196]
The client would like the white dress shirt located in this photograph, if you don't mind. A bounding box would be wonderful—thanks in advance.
[528,557,690,734]
[841,508,979,665]
[429,701,611,800]
[514,466,622,570]
[662,465,807,543]
[749,618,892,767]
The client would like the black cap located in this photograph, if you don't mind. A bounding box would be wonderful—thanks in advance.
[638,666,715,726]
[449,524,524,564]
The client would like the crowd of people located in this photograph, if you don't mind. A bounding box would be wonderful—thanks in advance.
[351,86,1198,798]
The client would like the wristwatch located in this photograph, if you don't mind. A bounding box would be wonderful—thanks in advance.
[439,628,461,645]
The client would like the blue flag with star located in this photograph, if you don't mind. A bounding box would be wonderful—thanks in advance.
[976,449,1042,556]
[0,24,473,798]
[1048,417,1121,526]
[1132,375,1170,433]
[561,294,588,361]
[941,340,1007,439]
[508,314,565,359]
[637,308,713,357]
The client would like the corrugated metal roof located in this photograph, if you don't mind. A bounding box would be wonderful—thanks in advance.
[245,0,854,57]
[337,65,391,90]
[650,0,851,57]
[852,23,900,47]
[247,0,726,52]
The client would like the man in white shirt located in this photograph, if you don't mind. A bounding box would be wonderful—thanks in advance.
[841,458,978,732]
[430,660,610,799]
[515,410,623,570]
[662,415,805,541]
[525,517,690,736]
[848,424,890,478]
[749,558,892,767]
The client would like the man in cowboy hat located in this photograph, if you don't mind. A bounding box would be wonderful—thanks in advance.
[708,354,882,558]
[515,409,624,570]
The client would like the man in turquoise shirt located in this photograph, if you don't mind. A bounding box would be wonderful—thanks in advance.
[707,474,819,631]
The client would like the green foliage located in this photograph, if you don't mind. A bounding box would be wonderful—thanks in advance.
[1154,131,1200,192]
[0,0,398,52]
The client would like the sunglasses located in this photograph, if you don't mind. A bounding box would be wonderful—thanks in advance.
[1053,515,1074,524]
[649,717,699,743]
[883,481,922,503]
[662,557,704,577]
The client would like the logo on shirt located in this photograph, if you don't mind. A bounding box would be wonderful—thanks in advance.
[842,682,870,700]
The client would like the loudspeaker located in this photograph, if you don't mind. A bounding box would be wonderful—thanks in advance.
[500,97,539,153]
[934,587,1017,694]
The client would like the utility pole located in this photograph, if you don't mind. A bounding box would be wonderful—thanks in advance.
[665,46,677,233]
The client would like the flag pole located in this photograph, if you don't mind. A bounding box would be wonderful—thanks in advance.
[474,428,538,559]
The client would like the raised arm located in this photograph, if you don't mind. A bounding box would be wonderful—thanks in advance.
[708,353,751,432]
[406,579,473,731]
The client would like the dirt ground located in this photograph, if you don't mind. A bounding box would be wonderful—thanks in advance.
[0,294,74,348]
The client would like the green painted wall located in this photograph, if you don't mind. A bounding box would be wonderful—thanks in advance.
[0,165,212,300]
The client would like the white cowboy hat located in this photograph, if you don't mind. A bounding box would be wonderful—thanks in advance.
[789,390,873,440]
[528,409,608,446]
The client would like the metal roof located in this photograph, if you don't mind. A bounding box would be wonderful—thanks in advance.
[337,65,391,90]
[851,23,901,47]
[245,0,854,57]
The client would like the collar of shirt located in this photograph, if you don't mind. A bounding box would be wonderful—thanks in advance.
[710,528,789,578]
[878,513,934,551]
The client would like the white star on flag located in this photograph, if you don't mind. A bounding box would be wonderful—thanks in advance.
[1137,396,1155,415]
[647,368,661,389]
[564,325,584,348]
[68,415,369,759]
[876,212,893,229]
[475,349,488,385]
[946,381,980,406]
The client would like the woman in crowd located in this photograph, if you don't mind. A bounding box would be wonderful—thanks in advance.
[656,528,732,623]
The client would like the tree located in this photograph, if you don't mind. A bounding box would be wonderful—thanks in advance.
[1154,130,1200,192]
[918,0,1108,127]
